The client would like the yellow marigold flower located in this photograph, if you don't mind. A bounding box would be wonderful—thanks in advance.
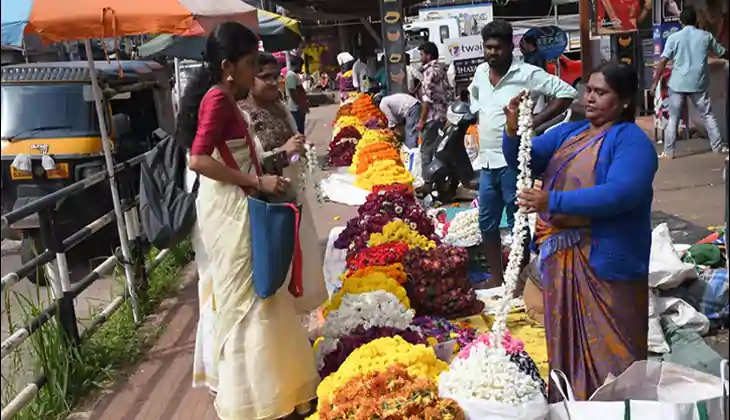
[368,219,436,250]
[323,272,410,317]
[315,336,449,407]
[342,263,407,285]
[334,116,362,130]
[355,160,413,191]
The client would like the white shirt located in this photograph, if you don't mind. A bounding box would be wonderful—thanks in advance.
[352,59,368,92]
[468,61,577,169]
[379,93,419,128]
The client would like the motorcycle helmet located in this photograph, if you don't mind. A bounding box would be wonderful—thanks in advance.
[446,101,471,126]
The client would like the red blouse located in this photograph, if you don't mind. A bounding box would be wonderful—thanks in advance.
[190,88,247,156]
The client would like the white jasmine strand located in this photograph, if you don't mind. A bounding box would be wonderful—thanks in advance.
[492,91,535,344]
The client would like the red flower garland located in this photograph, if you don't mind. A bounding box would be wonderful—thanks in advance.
[346,242,410,272]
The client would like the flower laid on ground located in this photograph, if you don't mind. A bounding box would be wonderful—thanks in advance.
[443,209,481,247]
[457,331,524,359]
[439,338,544,405]
[322,290,415,338]
[334,116,362,130]
[344,263,407,285]
[404,245,484,318]
[349,94,386,124]
[364,115,387,129]
[313,365,464,420]
[351,141,401,174]
[355,159,414,191]
[315,336,449,406]
[323,271,410,316]
[328,125,361,167]
[368,219,436,250]
[345,241,410,272]
[335,103,353,120]
[412,316,478,351]
[316,325,427,378]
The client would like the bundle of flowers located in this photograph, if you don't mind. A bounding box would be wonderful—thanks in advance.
[364,115,387,129]
[345,241,410,272]
[313,365,464,420]
[443,208,481,247]
[368,219,436,251]
[335,103,353,120]
[323,271,410,316]
[317,325,427,378]
[350,94,386,124]
[439,333,546,405]
[334,116,362,131]
[412,316,478,351]
[351,141,402,174]
[403,245,484,318]
[343,263,407,285]
[355,159,414,191]
[328,126,361,167]
[314,336,449,407]
[322,289,415,338]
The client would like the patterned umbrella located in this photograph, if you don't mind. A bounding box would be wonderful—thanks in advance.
[1,0,258,47]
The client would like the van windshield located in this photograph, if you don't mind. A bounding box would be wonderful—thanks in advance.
[1,84,99,140]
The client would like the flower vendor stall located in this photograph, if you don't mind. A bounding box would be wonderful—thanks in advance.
[302,92,551,419]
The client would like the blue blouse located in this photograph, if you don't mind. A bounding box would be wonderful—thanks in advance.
[503,121,658,281]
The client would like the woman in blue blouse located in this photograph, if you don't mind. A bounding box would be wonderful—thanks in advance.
[503,62,658,402]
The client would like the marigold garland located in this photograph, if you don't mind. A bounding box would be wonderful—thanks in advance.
[368,219,436,250]
[343,263,407,285]
[323,272,410,316]
[346,242,410,273]
[352,142,402,174]
[355,159,414,191]
[314,365,464,420]
[314,336,449,408]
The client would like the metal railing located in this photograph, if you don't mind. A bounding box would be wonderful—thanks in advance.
[0,152,168,420]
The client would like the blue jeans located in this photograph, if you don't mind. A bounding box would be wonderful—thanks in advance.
[478,166,518,237]
[665,89,725,156]
[291,110,306,134]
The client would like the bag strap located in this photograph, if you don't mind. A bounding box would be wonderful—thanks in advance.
[722,360,728,419]
[624,400,630,420]
[283,202,303,297]
[696,401,709,420]
[191,173,200,193]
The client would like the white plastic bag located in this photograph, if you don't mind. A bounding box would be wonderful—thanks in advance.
[649,223,697,290]
[441,393,548,420]
[322,227,347,298]
[654,296,711,335]
[648,290,670,354]
[401,145,423,188]
[548,360,729,420]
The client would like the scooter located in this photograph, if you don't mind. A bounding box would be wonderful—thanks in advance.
[421,101,477,203]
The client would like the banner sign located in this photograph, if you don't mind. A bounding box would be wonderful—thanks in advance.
[444,35,484,83]
[652,22,681,59]
[522,26,568,61]
[380,0,407,94]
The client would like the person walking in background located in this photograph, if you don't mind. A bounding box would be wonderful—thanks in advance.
[376,93,421,148]
[416,41,451,182]
[177,23,318,419]
[352,51,368,93]
[521,34,546,70]
[651,6,729,159]
[503,62,656,401]
[468,20,576,289]
[286,56,309,134]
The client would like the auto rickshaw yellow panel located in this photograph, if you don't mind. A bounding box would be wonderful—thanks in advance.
[1,137,105,157]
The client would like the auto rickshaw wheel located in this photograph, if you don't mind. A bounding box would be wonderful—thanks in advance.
[21,231,50,286]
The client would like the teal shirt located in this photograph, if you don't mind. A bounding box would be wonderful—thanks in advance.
[285,71,301,112]
[661,25,727,93]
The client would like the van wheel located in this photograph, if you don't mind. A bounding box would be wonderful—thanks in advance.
[21,232,49,286]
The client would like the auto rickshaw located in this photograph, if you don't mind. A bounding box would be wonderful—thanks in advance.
[1,61,174,284]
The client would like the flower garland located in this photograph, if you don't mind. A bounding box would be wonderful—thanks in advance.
[443,209,481,247]
[322,290,415,338]
[403,245,484,318]
[343,263,407,285]
[345,241,410,272]
[368,219,436,250]
[355,159,414,191]
[316,325,427,378]
[438,338,544,405]
[412,316,478,351]
[491,91,535,343]
[328,125,361,167]
[314,336,449,407]
[323,271,410,316]
[351,141,401,174]
[314,365,464,420]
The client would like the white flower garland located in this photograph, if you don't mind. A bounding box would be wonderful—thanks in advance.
[491,91,535,343]
[439,340,543,404]
[322,290,415,338]
[443,208,481,247]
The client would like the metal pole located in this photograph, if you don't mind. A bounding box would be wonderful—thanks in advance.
[83,39,141,324]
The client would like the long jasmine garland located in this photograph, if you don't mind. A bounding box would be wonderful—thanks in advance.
[492,91,535,343]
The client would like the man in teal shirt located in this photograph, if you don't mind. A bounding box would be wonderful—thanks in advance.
[651,6,728,158]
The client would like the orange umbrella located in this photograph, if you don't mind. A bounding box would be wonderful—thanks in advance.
[2,0,259,46]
